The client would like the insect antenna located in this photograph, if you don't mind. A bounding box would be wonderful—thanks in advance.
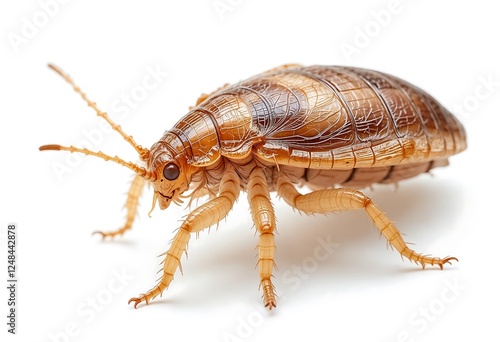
[47,64,150,161]
[39,144,157,181]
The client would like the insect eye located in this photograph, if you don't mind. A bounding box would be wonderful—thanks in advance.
[163,163,180,181]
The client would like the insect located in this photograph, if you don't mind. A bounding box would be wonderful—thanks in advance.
[40,63,466,309]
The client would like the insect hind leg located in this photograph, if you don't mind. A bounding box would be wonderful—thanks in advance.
[276,175,457,269]
[93,174,146,239]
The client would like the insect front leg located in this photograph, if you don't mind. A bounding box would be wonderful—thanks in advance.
[276,175,457,269]
[247,167,277,309]
[128,164,241,308]
[93,174,146,239]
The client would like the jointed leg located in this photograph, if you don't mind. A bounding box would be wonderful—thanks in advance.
[93,174,146,239]
[276,176,457,269]
[129,163,241,308]
[247,168,277,309]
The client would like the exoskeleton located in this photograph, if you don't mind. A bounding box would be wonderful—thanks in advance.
[40,64,466,309]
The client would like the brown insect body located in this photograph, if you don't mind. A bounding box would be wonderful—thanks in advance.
[152,65,466,200]
[41,64,466,310]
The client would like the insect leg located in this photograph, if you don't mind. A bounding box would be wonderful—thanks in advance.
[93,174,146,239]
[276,176,457,270]
[128,163,241,308]
[247,167,277,309]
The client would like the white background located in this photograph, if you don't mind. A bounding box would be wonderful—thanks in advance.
[1,1,499,341]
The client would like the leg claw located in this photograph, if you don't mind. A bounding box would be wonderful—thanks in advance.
[92,231,107,239]
[128,295,148,309]
[92,230,124,240]
[438,256,458,270]
[420,256,458,270]
[264,299,277,310]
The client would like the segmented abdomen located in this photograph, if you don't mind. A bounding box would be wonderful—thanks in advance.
[245,65,466,169]
[168,65,466,173]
